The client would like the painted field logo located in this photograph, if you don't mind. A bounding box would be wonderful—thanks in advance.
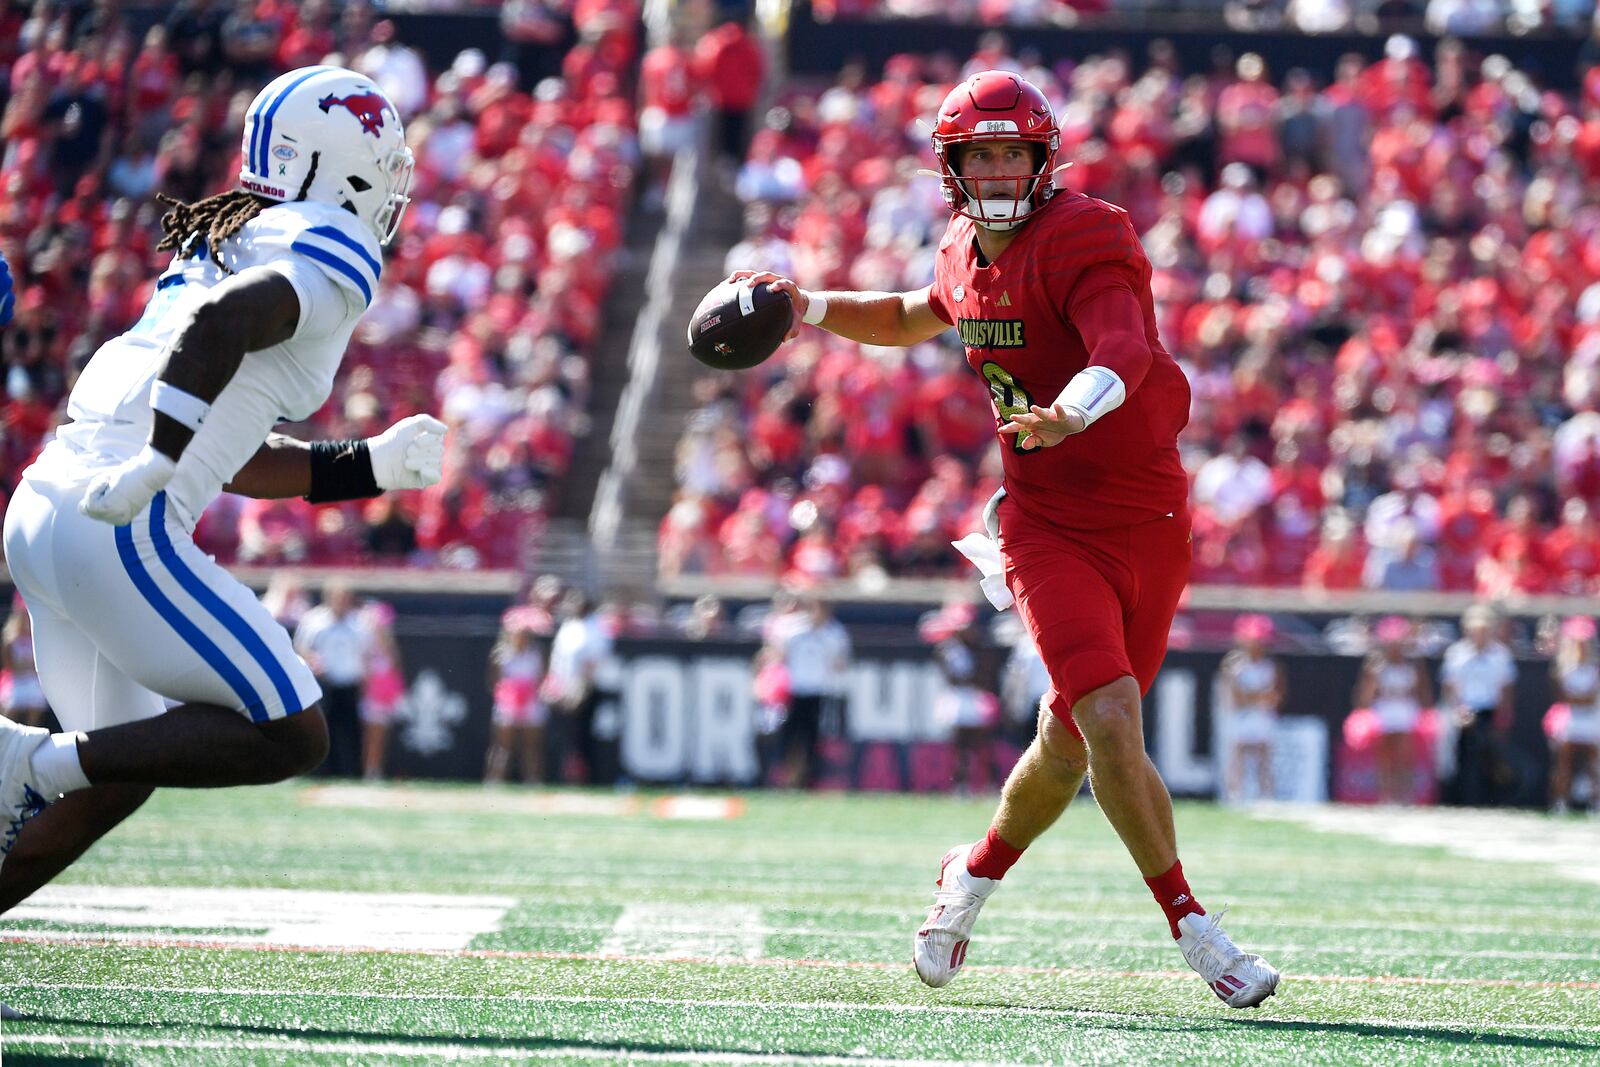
[959,318,1026,349]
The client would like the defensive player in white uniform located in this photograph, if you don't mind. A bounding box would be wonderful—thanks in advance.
[0,68,446,912]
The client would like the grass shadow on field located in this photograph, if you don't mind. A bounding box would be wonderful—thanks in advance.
[1213,1016,1600,1053]
[949,998,1600,1056]
[2,1015,867,1062]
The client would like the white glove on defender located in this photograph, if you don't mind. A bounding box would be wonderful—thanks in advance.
[80,446,178,525]
[368,414,447,491]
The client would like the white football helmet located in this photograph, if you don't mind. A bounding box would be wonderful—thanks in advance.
[239,66,415,246]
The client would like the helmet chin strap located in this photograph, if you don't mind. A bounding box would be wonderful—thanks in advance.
[964,172,1041,230]
[972,198,1034,230]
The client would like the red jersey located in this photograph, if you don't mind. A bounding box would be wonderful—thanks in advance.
[926,192,1191,530]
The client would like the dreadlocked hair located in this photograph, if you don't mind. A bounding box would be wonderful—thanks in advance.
[155,191,268,275]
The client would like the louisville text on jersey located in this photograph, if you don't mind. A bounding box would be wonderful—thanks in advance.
[958,318,1026,349]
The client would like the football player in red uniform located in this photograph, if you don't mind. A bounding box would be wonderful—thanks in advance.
[731,70,1279,1008]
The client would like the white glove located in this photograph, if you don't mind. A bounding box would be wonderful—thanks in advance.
[368,414,447,491]
[80,445,177,525]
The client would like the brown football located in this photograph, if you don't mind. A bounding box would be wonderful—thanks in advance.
[687,280,794,370]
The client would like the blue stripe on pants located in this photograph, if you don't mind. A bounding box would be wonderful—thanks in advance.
[114,507,268,722]
[147,493,304,718]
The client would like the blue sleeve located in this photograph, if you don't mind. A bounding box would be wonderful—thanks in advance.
[0,254,14,327]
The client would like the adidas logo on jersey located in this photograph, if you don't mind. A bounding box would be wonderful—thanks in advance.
[998,291,1012,306]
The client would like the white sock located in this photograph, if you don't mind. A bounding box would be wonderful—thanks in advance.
[29,732,90,799]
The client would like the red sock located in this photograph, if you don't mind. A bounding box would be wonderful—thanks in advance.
[966,826,1024,880]
[1144,859,1205,939]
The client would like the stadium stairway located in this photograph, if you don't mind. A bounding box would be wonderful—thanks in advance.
[529,139,741,592]
[624,159,744,519]
[557,198,663,521]
[522,187,663,588]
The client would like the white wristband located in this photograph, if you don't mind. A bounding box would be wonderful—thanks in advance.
[801,292,828,326]
[151,381,211,432]
[1053,366,1126,427]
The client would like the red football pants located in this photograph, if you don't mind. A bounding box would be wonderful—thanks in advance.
[997,495,1191,740]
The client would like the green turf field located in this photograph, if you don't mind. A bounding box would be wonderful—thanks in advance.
[1,784,1596,1065]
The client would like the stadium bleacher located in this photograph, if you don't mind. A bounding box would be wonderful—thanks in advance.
[671,31,1600,598]
[0,0,639,569]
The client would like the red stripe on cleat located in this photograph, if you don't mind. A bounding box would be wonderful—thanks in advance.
[951,940,968,969]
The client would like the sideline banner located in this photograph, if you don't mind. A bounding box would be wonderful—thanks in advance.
[369,629,1553,801]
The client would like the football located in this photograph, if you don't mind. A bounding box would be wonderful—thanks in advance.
[687,279,794,370]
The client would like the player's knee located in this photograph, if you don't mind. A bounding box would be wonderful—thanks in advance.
[264,704,329,779]
[1036,706,1088,777]
[1071,677,1144,752]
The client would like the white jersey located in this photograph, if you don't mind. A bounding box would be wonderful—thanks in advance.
[28,200,380,530]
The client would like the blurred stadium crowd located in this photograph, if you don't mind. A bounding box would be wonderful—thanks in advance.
[665,30,1600,600]
[810,0,1598,37]
[1,0,686,568]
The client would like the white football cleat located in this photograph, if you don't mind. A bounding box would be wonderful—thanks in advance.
[914,843,998,988]
[0,716,51,872]
[1177,910,1281,1008]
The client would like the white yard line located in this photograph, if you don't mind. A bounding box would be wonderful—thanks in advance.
[2,886,514,952]
[301,786,743,820]
[1252,806,1600,887]
[598,904,766,960]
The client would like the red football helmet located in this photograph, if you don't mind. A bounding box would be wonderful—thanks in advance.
[931,71,1060,231]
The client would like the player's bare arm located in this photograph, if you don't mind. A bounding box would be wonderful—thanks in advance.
[725,270,947,348]
[222,433,317,499]
[150,269,301,463]
[224,416,448,501]
[77,269,300,525]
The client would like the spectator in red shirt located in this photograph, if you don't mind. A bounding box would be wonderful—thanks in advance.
[1216,53,1280,177]
[917,355,997,460]
[277,0,336,70]
[639,31,701,201]
[1435,484,1497,590]
[694,17,766,165]
[1302,520,1366,592]
[237,497,313,565]
[1545,497,1600,595]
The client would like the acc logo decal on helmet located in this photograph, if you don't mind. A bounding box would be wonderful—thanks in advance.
[317,91,394,137]
[272,144,298,161]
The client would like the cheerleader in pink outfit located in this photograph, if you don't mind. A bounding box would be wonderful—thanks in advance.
[2,603,48,728]
[361,601,406,781]
[485,624,546,784]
